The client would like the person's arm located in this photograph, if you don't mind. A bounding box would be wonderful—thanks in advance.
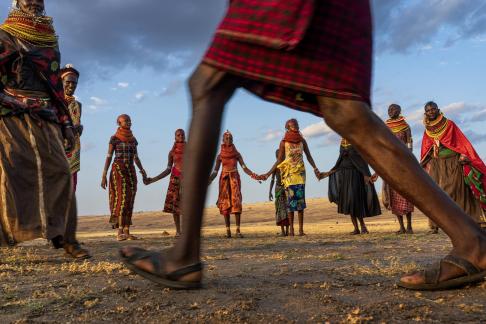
[303,139,320,178]
[318,169,337,180]
[76,102,83,137]
[209,155,222,184]
[147,152,173,184]
[263,141,286,179]
[101,144,114,189]
[238,155,257,178]
[133,144,147,179]
[269,171,276,201]
[406,127,413,151]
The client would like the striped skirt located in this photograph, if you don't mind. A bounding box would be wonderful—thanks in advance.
[109,160,137,228]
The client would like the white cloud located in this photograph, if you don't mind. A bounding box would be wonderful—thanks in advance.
[301,121,333,139]
[261,129,283,142]
[134,91,147,102]
[117,82,129,88]
[88,96,109,111]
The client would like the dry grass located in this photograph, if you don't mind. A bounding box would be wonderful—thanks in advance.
[1,198,485,323]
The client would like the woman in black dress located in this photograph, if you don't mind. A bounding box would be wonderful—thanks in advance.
[319,139,381,234]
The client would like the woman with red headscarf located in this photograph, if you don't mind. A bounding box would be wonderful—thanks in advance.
[101,114,147,241]
[145,129,186,237]
[209,131,259,238]
[263,119,320,236]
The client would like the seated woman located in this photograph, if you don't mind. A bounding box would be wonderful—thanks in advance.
[144,129,186,237]
[319,139,381,234]
[209,131,259,238]
[101,114,147,241]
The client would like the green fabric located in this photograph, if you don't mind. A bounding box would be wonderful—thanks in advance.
[464,166,486,204]
[438,147,456,158]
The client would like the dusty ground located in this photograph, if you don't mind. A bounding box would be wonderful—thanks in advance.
[1,198,485,323]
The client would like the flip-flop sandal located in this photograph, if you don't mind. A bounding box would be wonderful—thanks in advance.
[119,248,203,290]
[64,243,91,260]
[126,235,139,240]
[397,254,486,291]
[117,234,127,241]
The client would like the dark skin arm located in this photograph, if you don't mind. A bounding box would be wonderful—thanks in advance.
[302,139,320,178]
[237,154,258,178]
[263,141,286,178]
[146,152,173,185]
[101,144,115,189]
[134,154,147,179]
[269,170,276,201]
[208,155,222,184]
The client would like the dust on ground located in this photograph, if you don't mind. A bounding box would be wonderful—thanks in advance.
[1,198,485,323]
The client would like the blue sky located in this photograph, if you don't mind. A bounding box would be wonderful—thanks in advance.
[2,1,485,215]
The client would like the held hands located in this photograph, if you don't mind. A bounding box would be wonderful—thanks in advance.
[313,167,321,179]
[318,170,333,180]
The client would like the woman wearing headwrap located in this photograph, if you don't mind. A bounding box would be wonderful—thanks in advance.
[319,139,381,234]
[145,129,186,237]
[263,119,320,236]
[209,131,259,238]
[101,114,147,241]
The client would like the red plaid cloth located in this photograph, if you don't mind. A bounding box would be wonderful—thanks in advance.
[203,0,372,117]
[217,0,315,50]
[389,189,414,216]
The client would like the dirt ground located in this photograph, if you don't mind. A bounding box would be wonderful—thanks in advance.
[1,198,485,323]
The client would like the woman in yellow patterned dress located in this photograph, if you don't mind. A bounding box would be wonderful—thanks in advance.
[263,119,320,236]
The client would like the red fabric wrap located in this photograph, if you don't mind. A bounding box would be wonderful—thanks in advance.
[220,144,240,160]
[217,0,315,50]
[203,0,372,117]
[283,130,303,144]
[114,127,135,143]
[421,120,486,209]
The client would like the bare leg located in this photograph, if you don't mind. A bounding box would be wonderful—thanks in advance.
[224,214,231,238]
[406,213,414,234]
[288,212,295,236]
[120,64,239,277]
[317,97,486,283]
[358,217,369,234]
[298,211,305,236]
[350,215,360,235]
[285,225,289,236]
[396,215,406,234]
[235,213,243,238]
[173,213,181,236]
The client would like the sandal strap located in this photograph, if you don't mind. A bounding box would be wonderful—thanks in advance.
[125,250,162,274]
[167,263,203,281]
[424,262,442,284]
[442,255,481,275]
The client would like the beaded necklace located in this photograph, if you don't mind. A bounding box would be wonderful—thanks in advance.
[0,9,58,48]
[424,113,449,140]
[340,138,352,148]
[385,116,410,134]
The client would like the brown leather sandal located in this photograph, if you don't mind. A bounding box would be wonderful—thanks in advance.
[64,242,91,260]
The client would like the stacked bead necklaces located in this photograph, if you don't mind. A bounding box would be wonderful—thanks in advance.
[385,116,410,134]
[424,113,449,140]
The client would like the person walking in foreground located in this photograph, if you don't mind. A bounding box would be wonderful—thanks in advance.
[61,64,83,192]
[144,129,186,237]
[120,0,486,291]
[209,131,259,238]
[321,139,381,234]
[101,114,147,241]
[262,119,320,236]
[421,101,486,234]
[269,149,289,236]
[382,104,415,234]
[0,0,89,259]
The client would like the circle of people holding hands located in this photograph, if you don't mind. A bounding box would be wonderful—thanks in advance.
[100,104,486,242]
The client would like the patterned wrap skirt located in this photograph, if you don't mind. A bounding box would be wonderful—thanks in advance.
[0,115,76,246]
[382,182,414,216]
[286,184,306,212]
[275,184,289,225]
[163,173,181,215]
[217,170,242,216]
[203,0,372,117]
[109,160,137,228]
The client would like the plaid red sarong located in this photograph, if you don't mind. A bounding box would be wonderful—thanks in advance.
[389,188,414,216]
[203,0,372,117]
